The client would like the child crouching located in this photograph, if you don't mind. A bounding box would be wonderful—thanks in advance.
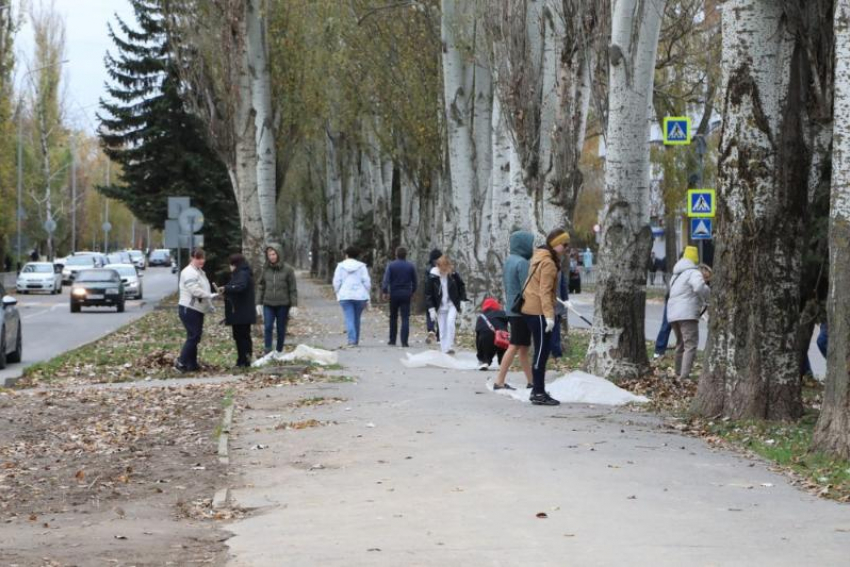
[476,298,509,370]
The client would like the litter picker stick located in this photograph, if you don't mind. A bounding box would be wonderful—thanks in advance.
[560,299,593,326]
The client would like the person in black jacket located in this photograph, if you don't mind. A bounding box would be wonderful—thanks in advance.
[476,297,508,370]
[424,248,442,344]
[381,247,418,347]
[425,255,467,354]
[219,253,257,368]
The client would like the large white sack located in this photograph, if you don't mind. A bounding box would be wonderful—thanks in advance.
[252,344,339,368]
[401,350,483,371]
[490,371,649,406]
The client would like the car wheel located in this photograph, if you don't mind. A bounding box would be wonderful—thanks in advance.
[117,301,125,313]
[70,302,80,313]
[137,290,143,300]
[7,322,21,363]
[0,329,6,370]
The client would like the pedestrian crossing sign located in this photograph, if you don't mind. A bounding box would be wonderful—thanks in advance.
[687,189,715,218]
[663,116,691,145]
[690,218,713,240]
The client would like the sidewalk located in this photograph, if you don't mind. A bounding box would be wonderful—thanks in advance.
[224,276,850,566]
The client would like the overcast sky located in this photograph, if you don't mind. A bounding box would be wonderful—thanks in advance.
[17,0,136,133]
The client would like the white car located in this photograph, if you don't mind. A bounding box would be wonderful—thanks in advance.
[127,250,146,270]
[62,254,101,284]
[105,263,144,300]
[17,262,62,294]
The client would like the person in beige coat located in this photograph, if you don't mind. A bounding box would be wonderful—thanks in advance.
[521,229,569,406]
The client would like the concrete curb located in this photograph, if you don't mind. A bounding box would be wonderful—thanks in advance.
[213,402,234,510]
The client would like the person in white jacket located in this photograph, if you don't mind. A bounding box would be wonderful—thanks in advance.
[176,248,218,372]
[666,246,710,380]
[333,246,372,346]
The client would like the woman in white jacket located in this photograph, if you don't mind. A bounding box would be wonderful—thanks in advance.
[333,246,372,346]
[176,248,218,372]
[666,246,710,380]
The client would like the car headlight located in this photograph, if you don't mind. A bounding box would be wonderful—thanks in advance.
[72,287,86,297]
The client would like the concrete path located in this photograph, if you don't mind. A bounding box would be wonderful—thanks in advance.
[225,277,850,566]
[1,267,177,386]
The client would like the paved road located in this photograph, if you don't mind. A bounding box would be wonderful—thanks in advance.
[225,277,850,567]
[566,292,827,378]
[0,267,177,386]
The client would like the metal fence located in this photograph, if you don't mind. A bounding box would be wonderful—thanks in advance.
[578,269,670,290]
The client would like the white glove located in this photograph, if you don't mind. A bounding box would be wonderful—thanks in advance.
[545,318,555,333]
[210,292,220,300]
[428,308,437,320]
[289,307,299,318]
[557,298,570,309]
[256,305,263,316]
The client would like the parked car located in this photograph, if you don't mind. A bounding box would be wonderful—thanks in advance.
[148,249,173,267]
[61,254,102,284]
[127,250,146,270]
[16,262,62,294]
[70,269,126,313]
[106,251,133,265]
[105,263,143,300]
[0,281,22,369]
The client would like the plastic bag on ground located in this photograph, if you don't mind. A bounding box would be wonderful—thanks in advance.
[252,344,339,368]
[401,350,484,371]
[489,371,649,405]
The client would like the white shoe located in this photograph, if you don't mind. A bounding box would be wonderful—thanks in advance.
[478,363,489,371]
[652,353,661,360]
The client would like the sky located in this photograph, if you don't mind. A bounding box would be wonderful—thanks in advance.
[16,0,136,133]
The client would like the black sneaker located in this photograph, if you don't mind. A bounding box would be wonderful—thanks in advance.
[530,392,560,406]
[526,383,533,389]
[493,383,516,391]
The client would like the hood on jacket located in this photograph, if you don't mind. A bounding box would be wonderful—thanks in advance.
[264,242,285,270]
[672,257,698,275]
[428,248,443,265]
[340,258,366,272]
[482,297,502,312]
[509,231,535,260]
[429,266,443,277]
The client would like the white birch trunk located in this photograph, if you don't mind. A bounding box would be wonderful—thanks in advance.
[585,0,665,381]
[812,0,850,458]
[246,0,277,243]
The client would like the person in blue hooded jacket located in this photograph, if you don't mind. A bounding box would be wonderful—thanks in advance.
[493,231,535,390]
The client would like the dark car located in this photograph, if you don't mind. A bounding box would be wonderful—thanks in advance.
[148,249,173,267]
[70,269,126,313]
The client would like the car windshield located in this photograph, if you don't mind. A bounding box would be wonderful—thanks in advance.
[151,251,168,259]
[66,256,95,266]
[128,251,143,260]
[75,270,118,283]
[106,254,124,264]
[23,264,52,273]
[108,266,136,277]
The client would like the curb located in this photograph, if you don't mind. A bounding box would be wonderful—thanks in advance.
[213,403,234,510]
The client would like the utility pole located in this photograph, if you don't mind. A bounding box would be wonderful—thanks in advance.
[103,160,111,253]
[70,134,77,253]
[15,98,22,268]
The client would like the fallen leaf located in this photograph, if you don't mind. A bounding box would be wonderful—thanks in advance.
[536,512,548,519]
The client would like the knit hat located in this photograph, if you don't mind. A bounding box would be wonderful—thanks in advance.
[481,297,502,312]
[547,229,570,248]
[683,246,699,264]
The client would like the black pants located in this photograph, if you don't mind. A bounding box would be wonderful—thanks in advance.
[231,324,253,367]
[178,306,204,370]
[524,314,552,395]
[389,296,412,346]
[476,331,506,366]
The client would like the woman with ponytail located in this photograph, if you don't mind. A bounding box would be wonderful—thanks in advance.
[520,229,570,406]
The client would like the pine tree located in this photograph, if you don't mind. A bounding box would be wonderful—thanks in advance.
[98,0,239,273]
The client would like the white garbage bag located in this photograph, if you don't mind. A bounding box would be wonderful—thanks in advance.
[252,344,339,368]
[489,371,649,406]
[401,350,482,371]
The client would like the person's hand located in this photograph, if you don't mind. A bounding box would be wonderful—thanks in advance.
[213,282,221,293]
[210,292,220,300]
[256,305,263,317]
[428,308,437,320]
[557,298,570,308]
[289,307,299,318]
[545,318,555,333]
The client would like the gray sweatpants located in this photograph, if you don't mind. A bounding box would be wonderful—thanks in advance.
[672,319,699,379]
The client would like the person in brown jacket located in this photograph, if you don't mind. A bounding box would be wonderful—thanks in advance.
[521,228,570,406]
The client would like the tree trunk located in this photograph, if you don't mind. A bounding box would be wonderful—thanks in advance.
[692,0,806,420]
[584,0,665,381]
[812,0,850,458]
[246,0,277,244]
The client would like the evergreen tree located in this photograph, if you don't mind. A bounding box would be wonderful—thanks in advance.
[98,0,239,274]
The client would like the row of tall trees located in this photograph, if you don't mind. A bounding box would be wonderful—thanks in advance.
[146,0,850,459]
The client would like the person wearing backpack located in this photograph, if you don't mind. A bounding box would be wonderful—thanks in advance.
[521,228,570,406]
[666,246,710,380]
[475,298,509,370]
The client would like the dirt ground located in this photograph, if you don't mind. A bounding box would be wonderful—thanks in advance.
[0,383,233,566]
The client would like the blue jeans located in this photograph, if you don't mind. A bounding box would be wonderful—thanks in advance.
[655,302,672,355]
[178,305,204,370]
[817,323,828,358]
[389,296,411,346]
[263,305,290,353]
[340,300,367,345]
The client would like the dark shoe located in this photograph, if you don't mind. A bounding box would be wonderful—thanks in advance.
[401,343,409,348]
[175,361,188,373]
[388,341,396,347]
[526,383,533,389]
[530,392,560,406]
[494,383,516,391]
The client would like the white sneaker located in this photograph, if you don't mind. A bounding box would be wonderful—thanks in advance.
[478,363,489,371]
[652,353,661,360]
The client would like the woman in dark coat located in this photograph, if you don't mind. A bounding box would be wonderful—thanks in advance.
[220,253,257,367]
